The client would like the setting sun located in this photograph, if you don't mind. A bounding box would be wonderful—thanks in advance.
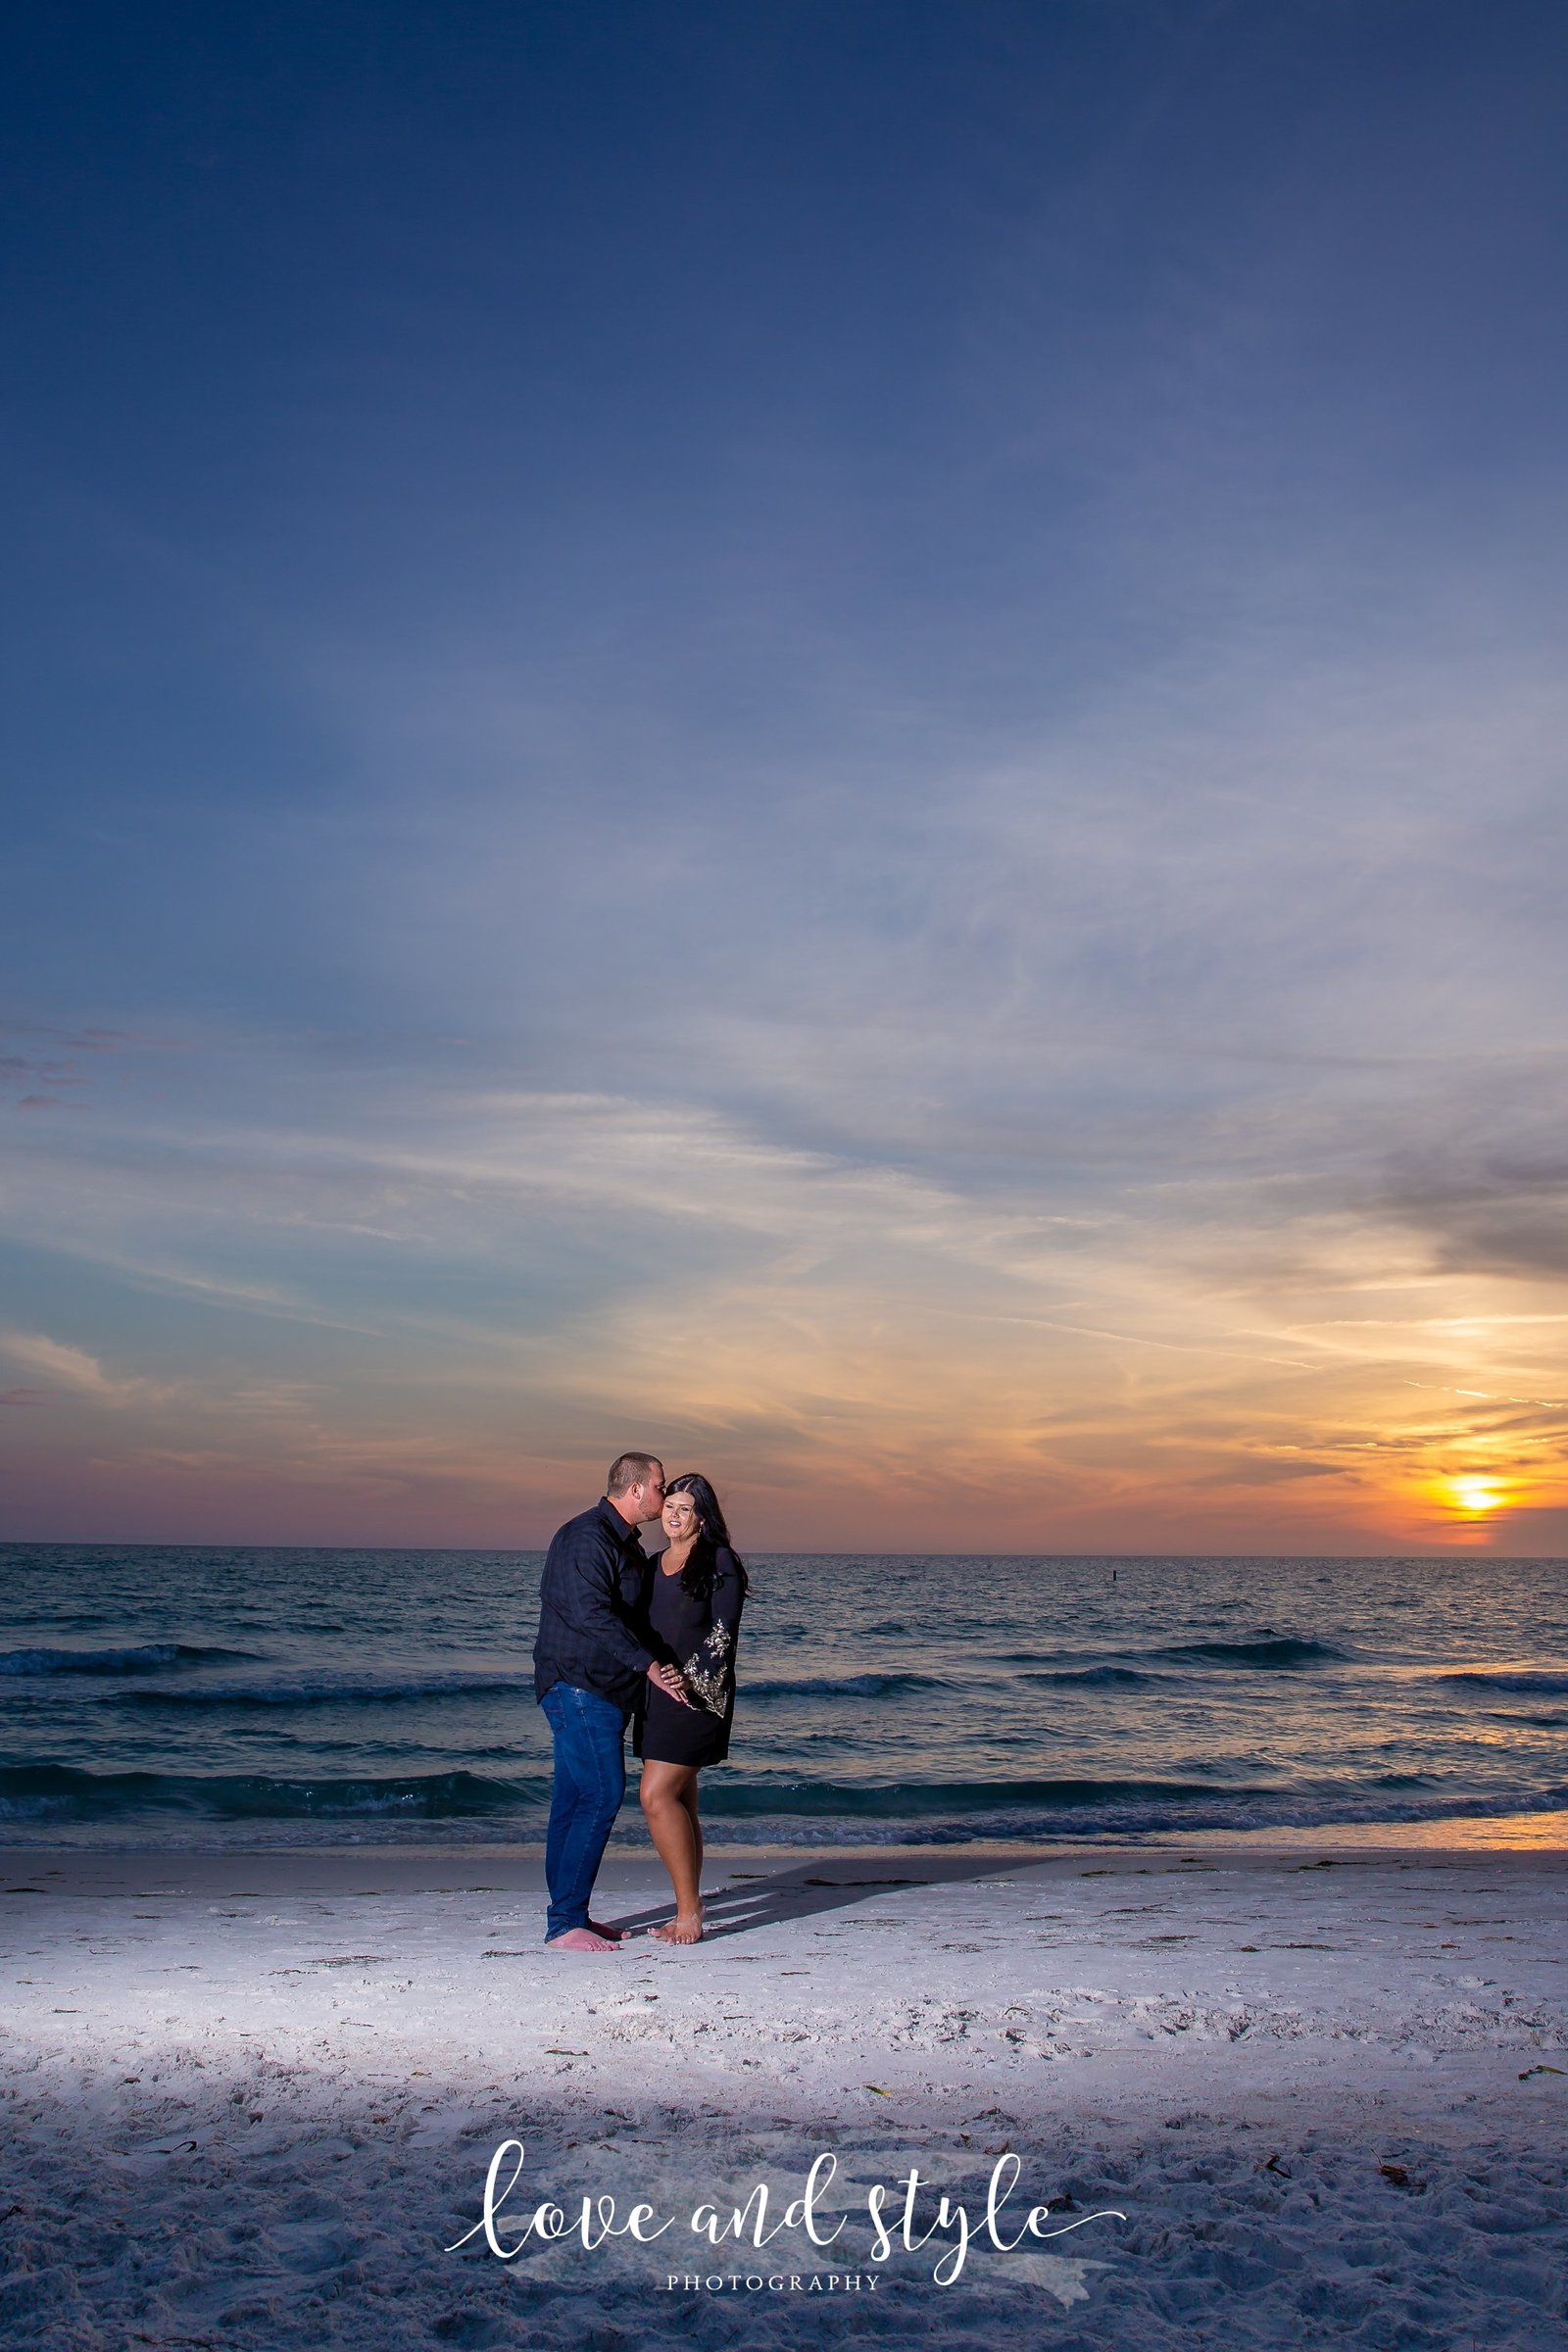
[1451,1480,1503,1515]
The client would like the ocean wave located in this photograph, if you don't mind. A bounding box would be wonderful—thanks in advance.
[697,1779,1567,1840]
[0,1642,255,1678]
[0,1757,1558,1844]
[743,1672,951,1701]
[1020,1665,1155,1688]
[0,1763,546,1822]
[1441,1669,1568,1697]
[699,1775,1250,1819]
[112,1671,535,1709]
[1153,1637,1347,1671]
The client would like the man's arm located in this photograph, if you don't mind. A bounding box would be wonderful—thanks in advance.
[559,1523,656,1678]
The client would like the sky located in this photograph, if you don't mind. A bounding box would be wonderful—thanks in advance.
[3,0,1568,1554]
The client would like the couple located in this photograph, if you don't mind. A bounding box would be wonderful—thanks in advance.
[531,1451,747,1951]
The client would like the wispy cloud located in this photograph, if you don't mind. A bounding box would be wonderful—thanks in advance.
[0,1329,150,1403]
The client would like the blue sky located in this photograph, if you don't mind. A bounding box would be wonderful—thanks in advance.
[4,1,1568,1549]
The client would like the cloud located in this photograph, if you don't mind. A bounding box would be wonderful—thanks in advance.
[0,1023,150,1112]
[0,1330,153,1406]
[2,984,1566,1545]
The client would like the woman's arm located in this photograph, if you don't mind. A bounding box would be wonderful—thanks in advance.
[680,1551,744,1715]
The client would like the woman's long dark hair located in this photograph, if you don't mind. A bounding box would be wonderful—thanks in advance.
[665,1472,749,1601]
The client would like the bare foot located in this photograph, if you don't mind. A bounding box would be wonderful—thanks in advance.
[546,1926,621,1953]
[586,1918,623,1940]
[648,1910,704,1945]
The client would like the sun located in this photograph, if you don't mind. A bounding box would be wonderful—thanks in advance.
[1450,1479,1502,1515]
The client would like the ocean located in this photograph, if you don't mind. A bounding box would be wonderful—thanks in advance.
[1,1544,1565,1850]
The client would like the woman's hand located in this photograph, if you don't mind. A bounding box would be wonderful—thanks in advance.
[647,1660,692,1704]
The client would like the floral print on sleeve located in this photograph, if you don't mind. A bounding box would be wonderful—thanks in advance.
[681,1618,734,1715]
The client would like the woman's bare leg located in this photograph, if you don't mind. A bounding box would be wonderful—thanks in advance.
[639,1761,704,1941]
[683,1778,704,1891]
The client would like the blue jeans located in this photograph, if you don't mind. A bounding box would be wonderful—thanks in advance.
[539,1682,628,1939]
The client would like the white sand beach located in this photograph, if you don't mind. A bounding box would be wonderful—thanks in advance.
[3,1839,1565,2348]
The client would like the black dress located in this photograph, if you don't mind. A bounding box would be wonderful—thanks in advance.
[631,1544,745,1768]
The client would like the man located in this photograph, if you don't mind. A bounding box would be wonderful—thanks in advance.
[533,1451,688,1951]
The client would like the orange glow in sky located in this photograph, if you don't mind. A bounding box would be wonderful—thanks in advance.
[1449,1480,1503,1516]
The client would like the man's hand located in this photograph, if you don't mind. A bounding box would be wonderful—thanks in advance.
[647,1660,692,1705]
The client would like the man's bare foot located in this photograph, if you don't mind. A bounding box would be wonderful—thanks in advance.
[586,1918,623,1940]
[546,1926,621,1952]
[648,1910,704,1945]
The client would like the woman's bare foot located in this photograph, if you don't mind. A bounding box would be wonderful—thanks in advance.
[647,1909,704,1944]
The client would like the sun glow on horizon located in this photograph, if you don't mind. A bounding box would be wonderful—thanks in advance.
[1449,1479,1504,1516]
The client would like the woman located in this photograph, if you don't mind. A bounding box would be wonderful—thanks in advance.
[632,1472,747,1945]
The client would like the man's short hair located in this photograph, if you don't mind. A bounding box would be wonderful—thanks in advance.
[607,1451,663,1497]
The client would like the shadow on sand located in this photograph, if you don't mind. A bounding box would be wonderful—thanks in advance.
[606,1852,1024,1942]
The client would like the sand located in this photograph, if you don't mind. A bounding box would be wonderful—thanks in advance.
[2,1840,1565,2348]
